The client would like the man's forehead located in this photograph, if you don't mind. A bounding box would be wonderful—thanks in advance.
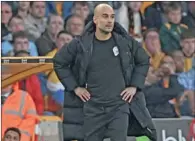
[183,38,195,41]
[147,31,158,36]
[7,130,19,135]
[95,4,114,16]
[11,18,23,23]
[16,37,28,41]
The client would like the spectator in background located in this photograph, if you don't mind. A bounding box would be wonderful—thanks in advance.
[145,66,162,86]
[171,50,185,73]
[13,50,44,115]
[160,2,188,54]
[178,67,195,116]
[24,1,47,41]
[180,28,195,72]
[46,30,73,93]
[1,81,38,141]
[46,1,73,19]
[1,2,13,26]
[144,56,184,118]
[143,28,165,70]
[171,50,195,116]
[2,16,25,41]
[71,1,90,25]
[1,2,13,38]
[12,32,29,55]
[144,2,170,30]
[2,16,38,56]
[4,31,38,57]
[3,127,21,141]
[117,2,146,43]
[17,1,30,20]
[43,31,73,116]
[35,14,64,56]
[65,14,85,36]
[182,1,195,28]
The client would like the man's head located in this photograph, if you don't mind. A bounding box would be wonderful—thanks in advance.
[72,2,90,21]
[56,31,73,50]
[128,2,142,12]
[159,56,176,76]
[165,2,182,24]
[171,50,185,72]
[29,2,46,19]
[47,14,64,37]
[1,2,13,25]
[65,14,84,36]
[188,1,195,16]
[13,31,29,52]
[181,28,195,57]
[93,4,115,34]
[144,28,161,55]
[160,2,171,12]
[3,127,21,141]
[8,16,24,33]
[18,1,30,11]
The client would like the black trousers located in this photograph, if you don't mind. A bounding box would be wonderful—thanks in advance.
[83,102,129,141]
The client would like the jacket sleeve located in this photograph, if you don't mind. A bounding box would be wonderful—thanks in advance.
[18,93,39,138]
[53,39,79,91]
[130,40,150,90]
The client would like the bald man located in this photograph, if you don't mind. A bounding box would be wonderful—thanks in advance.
[54,3,156,141]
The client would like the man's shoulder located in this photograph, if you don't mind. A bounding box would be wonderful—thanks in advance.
[13,90,29,96]
[179,23,188,29]
[161,23,171,30]
[46,49,57,57]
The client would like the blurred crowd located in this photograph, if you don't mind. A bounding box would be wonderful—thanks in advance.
[1,1,195,118]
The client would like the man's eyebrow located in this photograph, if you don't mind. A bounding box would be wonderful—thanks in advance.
[102,13,115,16]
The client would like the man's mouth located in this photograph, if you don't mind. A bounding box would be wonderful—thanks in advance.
[106,25,112,27]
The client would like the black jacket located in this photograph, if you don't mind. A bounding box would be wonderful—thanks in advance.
[53,21,157,140]
[143,75,184,118]
[144,2,165,30]
[35,31,56,56]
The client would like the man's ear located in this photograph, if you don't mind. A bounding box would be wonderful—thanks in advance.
[93,16,97,24]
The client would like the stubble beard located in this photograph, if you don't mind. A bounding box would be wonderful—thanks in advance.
[99,27,111,35]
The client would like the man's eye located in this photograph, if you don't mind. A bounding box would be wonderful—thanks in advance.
[103,15,108,18]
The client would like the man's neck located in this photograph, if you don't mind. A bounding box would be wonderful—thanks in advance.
[47,31,56,42]
[95,30,112,41]
[29,14,43,24]
[18,9,28,18]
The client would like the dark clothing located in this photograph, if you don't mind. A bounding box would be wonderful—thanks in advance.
[35,31,56,56]
[1,23,10,42]
[86,36,126,106]
[144,2,167,30]
[160,22,188,54]
[84,102,129,141]
[54,21,156,140]
[143,75,184,118]
[182,12,195,28]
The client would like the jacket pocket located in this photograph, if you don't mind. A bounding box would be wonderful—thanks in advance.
[64,91,83,108]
